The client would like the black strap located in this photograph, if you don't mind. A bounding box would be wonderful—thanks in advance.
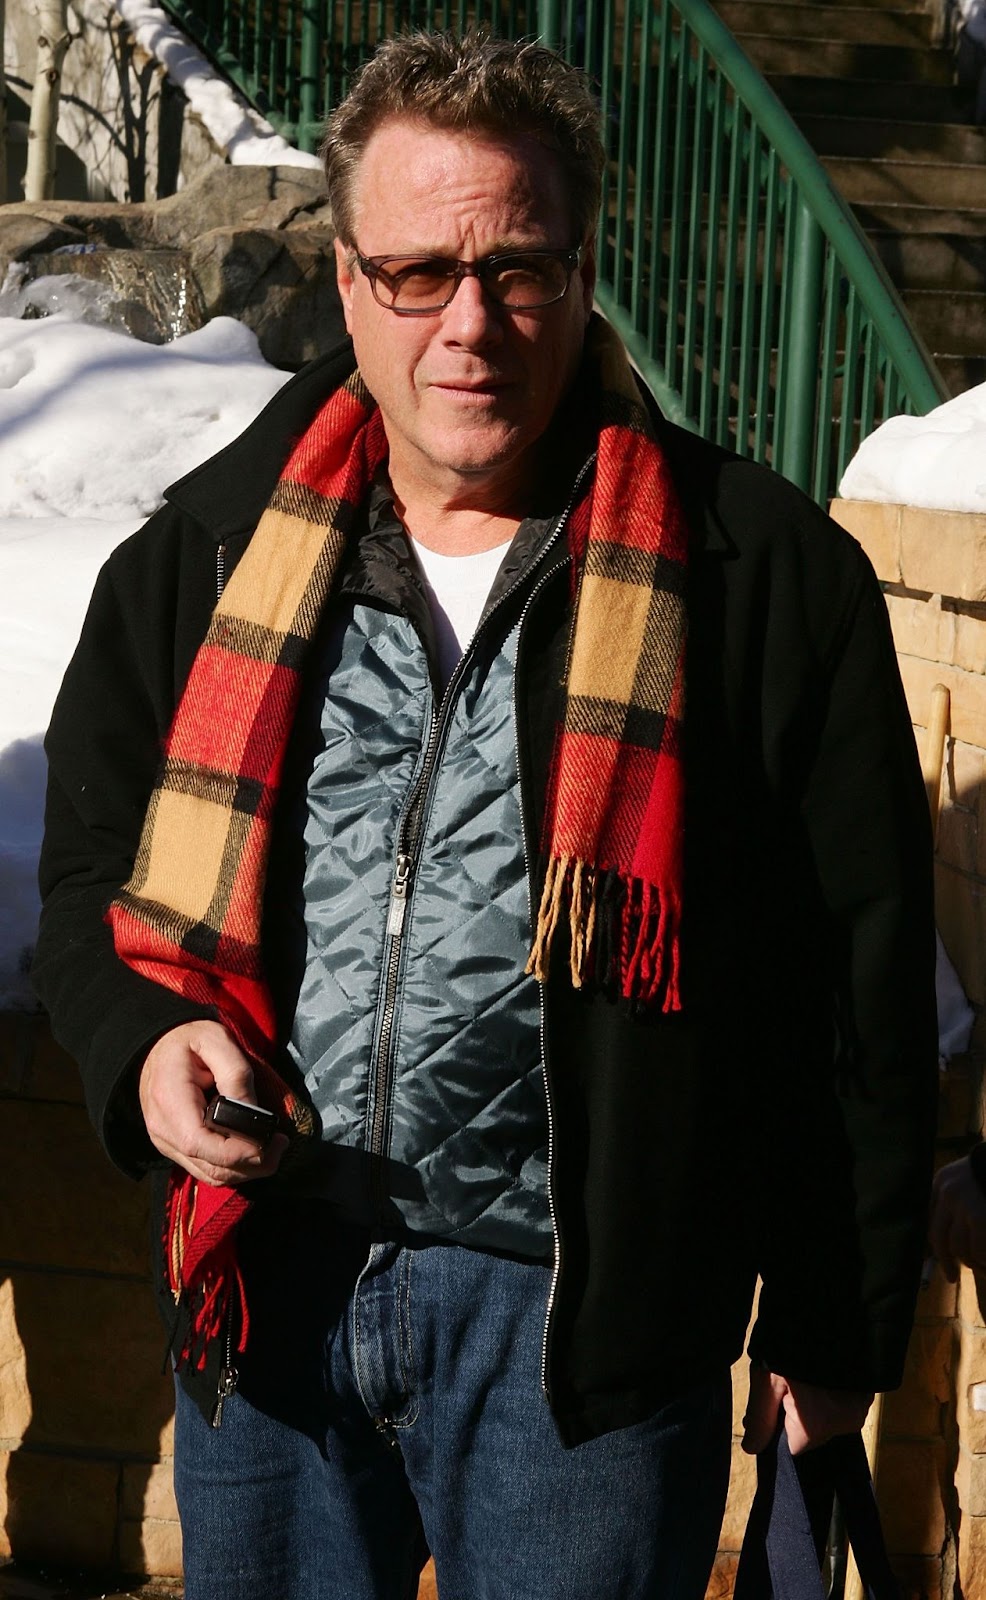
[733,1429,901,1600]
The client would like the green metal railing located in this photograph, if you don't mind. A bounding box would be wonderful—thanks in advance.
[158,0,949,502]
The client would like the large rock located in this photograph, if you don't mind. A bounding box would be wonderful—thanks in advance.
[0,163,341,369]
[190,223,344,368]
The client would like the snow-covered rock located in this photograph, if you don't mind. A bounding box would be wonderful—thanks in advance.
[839,382,986,514]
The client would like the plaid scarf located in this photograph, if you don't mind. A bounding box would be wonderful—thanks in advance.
[107,314,688,1370]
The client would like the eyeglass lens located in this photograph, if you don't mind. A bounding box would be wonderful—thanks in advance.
[371,252,574,311]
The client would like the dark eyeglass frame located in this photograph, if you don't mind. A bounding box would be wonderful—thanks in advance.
[353,245,584,316]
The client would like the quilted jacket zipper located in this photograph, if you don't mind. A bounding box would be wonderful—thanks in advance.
[366,457,595,1215]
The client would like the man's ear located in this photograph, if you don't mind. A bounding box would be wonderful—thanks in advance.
[334,237,356,335]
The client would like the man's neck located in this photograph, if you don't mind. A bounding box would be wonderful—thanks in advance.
[386,452,535,555]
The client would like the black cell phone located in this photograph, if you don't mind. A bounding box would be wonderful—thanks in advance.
[205,1095,278,1147]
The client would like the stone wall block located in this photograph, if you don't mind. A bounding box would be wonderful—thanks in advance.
[947,739,985,810]
[888,1553,943,1600]
[876,1440,946,1554]
[937,802,980,878]
[956,1325,986,1454]
[0,1448,118,1566]
[829,499,902,582]
[960,1266,986,1330]
[119,1513,182,1578]
[959,1511,986,1597]
[122,1458,176,1522]
[0,1279,31,1444]
[900,655,986,747]
[705,1554,740,1599]
[0,1100,149,1276]
[720,1442,757,1551]
[953,609,986,677]
[900,506,986,602]
[884,1320,952,1439]
[957,1442,986,1515]
[885,592,953,665]
[935,861,986,1007]
[4,1271,174,1457]
[0,1013,84,1103]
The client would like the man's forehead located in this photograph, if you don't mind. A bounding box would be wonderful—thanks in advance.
[348,119,571,242]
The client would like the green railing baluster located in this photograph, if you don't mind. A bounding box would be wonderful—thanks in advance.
[777,192,824,491]
[699,68,726,438]
[612,0,637,305]
[812,246,841,505]
[735,118,761,458]
[680,41,709,421]
[646,0,674,356]
[715,93,743,451]
[753,142,780,465]
[630,0,655,331]
[664,22,692,392]
[838,284,863,486]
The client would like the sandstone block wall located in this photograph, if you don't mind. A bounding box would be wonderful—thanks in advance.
[0,1012,181,1577]
[833,496,986,1596]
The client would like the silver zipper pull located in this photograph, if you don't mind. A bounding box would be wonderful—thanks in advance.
[386,852,413,938]
[211,1364,238,1429]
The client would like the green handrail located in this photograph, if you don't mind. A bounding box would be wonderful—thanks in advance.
[155,0,949,503]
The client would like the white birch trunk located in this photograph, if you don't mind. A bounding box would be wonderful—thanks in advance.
[0,0,7,204]
[24,0,70,201]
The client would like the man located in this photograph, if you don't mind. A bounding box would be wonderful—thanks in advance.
[34,30,937,1600]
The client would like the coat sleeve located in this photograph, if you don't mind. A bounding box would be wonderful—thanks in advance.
[32,509,217,1179]
[747,535,939,1392]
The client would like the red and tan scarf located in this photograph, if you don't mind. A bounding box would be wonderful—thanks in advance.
[107,315,688,1368]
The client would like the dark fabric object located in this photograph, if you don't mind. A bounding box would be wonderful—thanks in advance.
[968,1142,986,1197]
[735,1429,901,1600]
[34,338,938,1443]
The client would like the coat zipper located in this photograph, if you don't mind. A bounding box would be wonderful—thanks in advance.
[514,553,573,1406]
[216,542,227,602]
[210,1302,238,1428]
[366,456,596,1216]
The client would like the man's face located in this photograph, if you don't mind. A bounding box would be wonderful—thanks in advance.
[334,118,595,505]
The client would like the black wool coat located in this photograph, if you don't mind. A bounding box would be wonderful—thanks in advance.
[33,340,938,1446]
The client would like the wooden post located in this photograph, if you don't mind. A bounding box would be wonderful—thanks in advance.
[24,0,70,202]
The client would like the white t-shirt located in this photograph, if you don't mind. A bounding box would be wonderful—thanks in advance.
[411,537,514,687]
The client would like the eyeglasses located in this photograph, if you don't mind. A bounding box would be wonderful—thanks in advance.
[353,246,583,316]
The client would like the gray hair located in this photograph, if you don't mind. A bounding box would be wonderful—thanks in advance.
[321,31,604,247]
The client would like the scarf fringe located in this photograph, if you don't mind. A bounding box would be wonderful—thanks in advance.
[165,1171,251,1371]
[527,857,681,1011]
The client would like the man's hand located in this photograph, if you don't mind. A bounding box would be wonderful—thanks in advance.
[138,1020,287,1187]
[929,1155,986,1281]
[741,1366,873,1456]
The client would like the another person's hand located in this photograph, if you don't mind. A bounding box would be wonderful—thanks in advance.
[741,1366,873,1456]
[138,1019,287,1187]
[929,1153,986,1280]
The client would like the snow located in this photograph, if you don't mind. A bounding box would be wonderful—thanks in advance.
[839,381,986,513]
[0,302,290,1008]
[113,0,323,170]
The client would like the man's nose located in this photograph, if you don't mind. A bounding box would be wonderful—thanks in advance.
[439,273,504,344]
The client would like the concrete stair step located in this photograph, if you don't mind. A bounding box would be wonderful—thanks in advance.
[933,351,986,391]
[715,0,934,42]
[738,34,954,79]
[869,229,986,290]
[824,154,986,205]
[795,112,986,162]
[903,287,986,349]
[768,73,969,116]
[853,198,986,231]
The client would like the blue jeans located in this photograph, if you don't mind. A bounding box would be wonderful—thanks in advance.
[173,1210,731,1600]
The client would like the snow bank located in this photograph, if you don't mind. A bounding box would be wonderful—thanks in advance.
[0,308,290,1008]
[839,381,986,513]
[114,0,323,170]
